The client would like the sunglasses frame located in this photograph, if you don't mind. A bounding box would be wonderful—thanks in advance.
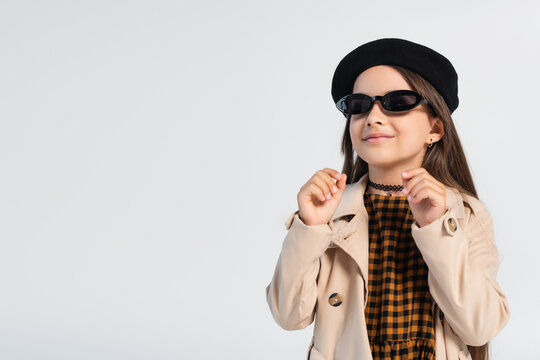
[336,90,430,116]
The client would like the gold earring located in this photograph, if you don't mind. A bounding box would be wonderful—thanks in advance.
[428,138,433,148]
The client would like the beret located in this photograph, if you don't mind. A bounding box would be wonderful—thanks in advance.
[331,38,459,114]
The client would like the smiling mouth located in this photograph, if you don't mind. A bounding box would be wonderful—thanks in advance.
[364,136,394,143]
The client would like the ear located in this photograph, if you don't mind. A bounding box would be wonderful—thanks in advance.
[428,116,444,142]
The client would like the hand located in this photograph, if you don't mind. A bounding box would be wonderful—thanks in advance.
[297,168,347,226]
[401,167,446,228]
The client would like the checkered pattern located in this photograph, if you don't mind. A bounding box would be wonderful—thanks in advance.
[363,193,436,359]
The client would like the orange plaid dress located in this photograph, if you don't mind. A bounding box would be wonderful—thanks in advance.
[363,192,436,359]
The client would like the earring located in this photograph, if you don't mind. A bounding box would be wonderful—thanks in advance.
[428,138,433,148]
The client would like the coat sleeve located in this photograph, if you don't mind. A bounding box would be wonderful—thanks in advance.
[265,210,333,330]
[411,199,511,346]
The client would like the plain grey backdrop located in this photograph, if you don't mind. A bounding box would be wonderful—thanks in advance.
[1,0,538,359]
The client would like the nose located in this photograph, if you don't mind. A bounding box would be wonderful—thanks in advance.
[365,99,386,126]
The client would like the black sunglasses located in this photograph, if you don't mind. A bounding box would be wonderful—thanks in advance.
[336,90,430,116]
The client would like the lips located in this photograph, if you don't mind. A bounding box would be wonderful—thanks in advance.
[363,134,393,140]
[365,136,393,143]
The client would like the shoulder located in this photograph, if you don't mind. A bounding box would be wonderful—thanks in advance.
[459,191,488,215]
[444,184,493,229]
[459,191,494,229]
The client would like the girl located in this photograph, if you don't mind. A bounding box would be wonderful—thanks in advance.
[265,38,510,360]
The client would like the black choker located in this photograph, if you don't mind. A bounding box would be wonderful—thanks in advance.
[368,178,404,197]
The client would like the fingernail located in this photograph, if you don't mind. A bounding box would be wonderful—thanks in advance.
[332,186,338,193]
[402,171,408,176]
[402,187,407,194]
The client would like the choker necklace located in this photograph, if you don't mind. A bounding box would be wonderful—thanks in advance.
[368,178,404,197]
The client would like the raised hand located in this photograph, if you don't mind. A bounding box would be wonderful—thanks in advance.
[401,167,446,228]
[297,168,347,226]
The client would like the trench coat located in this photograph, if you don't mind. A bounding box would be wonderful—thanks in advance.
[265,173,511,360]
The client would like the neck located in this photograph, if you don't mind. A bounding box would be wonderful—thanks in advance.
[365,166,408,197]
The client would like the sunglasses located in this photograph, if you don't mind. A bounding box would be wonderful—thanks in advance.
[336,90,430,116]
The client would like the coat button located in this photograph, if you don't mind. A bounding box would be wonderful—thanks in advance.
[447,217,458,232]
[328,292,343,307]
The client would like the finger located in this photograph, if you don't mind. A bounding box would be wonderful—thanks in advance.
[403,173,430,195]
[409,185,431,203]
[324,170,347,194]
[409,187,439,204]
[409,182,444,203]
[312,173,335,200]
[337,173,347,189]
[322,168,343,183]
[306,181,329,202]
[407,177,437,200]
[323,168,346,190]
[401,167,426,180]
[317,170,341,194]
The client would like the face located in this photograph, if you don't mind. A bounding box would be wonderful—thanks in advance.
[349,65,442,169]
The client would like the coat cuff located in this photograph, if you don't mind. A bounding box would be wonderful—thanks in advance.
[410,207,455,241]
[282,210,334,255]
[284,210,335,232]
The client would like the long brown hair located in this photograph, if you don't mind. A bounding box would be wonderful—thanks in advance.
[339,65,489,360]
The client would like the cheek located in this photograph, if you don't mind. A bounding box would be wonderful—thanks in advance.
[349,122,363,146]
[349,120,362,137]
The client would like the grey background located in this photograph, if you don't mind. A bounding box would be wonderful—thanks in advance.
[0,0,537,359]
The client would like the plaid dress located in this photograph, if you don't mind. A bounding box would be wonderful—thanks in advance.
[363,192,436,359]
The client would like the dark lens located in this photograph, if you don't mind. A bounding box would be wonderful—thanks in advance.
[384,92,421,111]
[348,95,372,114]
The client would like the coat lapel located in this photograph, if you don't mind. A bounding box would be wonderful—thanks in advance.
[329,173,371,299]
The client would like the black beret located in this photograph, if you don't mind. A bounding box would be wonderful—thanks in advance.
[331,38,459,114]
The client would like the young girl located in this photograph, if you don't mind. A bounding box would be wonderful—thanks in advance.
[265,38,510,360]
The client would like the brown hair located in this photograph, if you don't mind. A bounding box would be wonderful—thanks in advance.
[339,65,489,360]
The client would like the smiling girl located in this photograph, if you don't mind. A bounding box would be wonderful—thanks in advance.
[266,38,510,360]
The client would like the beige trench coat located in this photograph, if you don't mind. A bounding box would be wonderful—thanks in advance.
[265,173,510,360]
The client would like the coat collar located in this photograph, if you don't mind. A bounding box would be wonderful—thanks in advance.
[332,173,465,220]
